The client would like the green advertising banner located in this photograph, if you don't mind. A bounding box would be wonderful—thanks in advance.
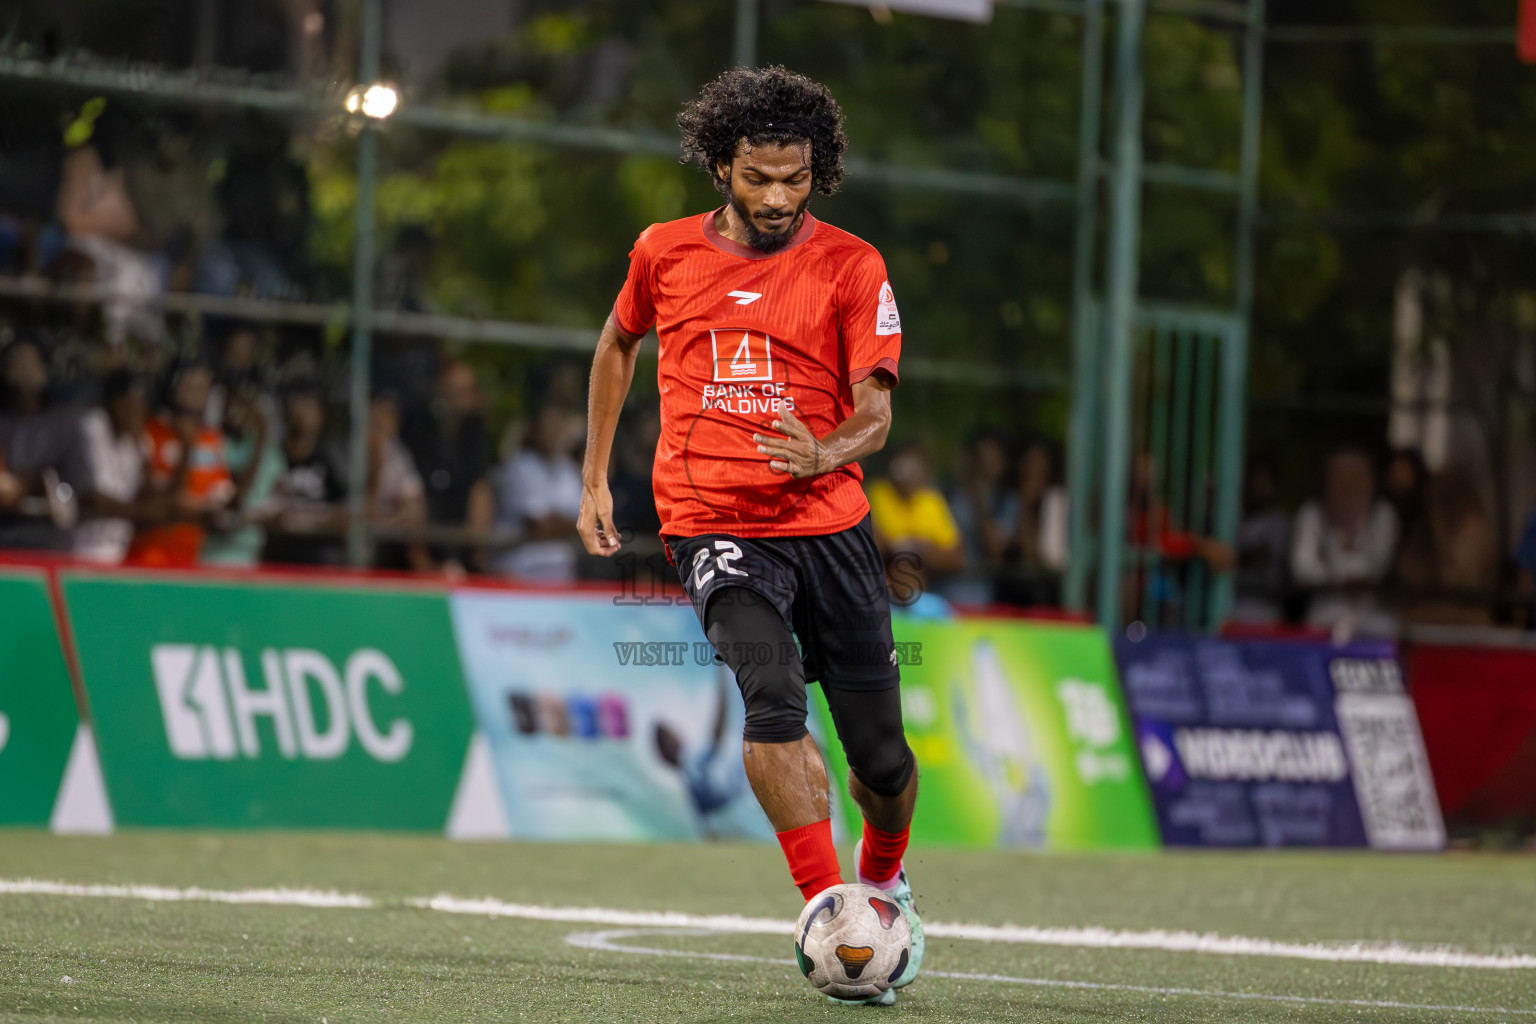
[814,617,1159,850]
[64,573,475,829]
[0,571,80,825]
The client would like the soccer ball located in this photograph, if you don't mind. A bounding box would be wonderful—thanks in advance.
[793,882,911,1000]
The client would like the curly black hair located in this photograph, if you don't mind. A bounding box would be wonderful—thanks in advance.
[677,66,848,198]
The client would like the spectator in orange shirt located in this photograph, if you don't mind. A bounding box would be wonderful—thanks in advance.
[127,360,234,567]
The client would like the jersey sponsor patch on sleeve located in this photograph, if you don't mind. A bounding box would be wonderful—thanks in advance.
[875,280,901,336]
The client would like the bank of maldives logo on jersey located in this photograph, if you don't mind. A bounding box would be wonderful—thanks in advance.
[711,329,774,382]
[876,280,901,336]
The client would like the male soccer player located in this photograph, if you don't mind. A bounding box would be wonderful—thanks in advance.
[578,66,922,1004]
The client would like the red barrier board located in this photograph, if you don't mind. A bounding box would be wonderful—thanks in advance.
[1408,643,1536,827]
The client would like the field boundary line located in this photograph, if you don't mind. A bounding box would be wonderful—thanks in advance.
[0,878,371,908]
[565,928,1536,1017]
[5,878,1535,971]
[420,892,1536,970]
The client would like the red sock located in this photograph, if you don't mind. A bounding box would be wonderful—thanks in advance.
[776,819,843,902]
[858,821,910,889]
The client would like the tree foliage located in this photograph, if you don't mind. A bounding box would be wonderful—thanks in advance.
[305,0,1536,476]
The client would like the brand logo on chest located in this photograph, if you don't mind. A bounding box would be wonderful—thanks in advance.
[710,329,774,382]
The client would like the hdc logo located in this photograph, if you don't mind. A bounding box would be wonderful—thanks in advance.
[150,644,413,762]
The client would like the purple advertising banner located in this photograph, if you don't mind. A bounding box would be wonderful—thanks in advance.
[1114,633,1443,850]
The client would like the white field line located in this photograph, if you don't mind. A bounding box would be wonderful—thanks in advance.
[413,895,788,934]
[5,878,1536,972]
[922,921,1536,970]
[565,928,1536,1018]
[420,893,1536,971]
[0,878,372,908]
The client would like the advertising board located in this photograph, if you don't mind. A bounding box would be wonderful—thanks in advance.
[1116,633,1443,849]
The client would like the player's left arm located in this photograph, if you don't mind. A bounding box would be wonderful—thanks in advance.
[753,375,892,479]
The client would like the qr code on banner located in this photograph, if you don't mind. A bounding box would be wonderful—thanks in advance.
[1334,692,1446,850]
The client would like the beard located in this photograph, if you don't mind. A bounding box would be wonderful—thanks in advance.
[728,192,810,253]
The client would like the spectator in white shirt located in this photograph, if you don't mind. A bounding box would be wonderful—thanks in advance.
[367,393,431,572]
[491,403,583,582]
[1290,447,1398,636]
[76,368,147,564]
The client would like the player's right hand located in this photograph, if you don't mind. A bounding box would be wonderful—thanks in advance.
[578,480,622,556]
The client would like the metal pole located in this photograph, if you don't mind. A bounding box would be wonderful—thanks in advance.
[1168,326,1195,626]
[346,0,382,567]
[1209,0,1266,625]
[1094,0,1146,629]
[1188,329,1217,628]
[1064,0,1105,613]
[1143,326,1173,625]
[734,0,759,67]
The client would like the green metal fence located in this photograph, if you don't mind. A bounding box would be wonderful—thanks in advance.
[1065,0,1264,630]
[1134,307,1240,629]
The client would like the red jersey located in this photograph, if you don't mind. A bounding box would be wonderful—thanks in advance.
[614,208,901,539]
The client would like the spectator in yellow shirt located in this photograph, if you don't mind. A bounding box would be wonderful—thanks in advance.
[866,443,966,603]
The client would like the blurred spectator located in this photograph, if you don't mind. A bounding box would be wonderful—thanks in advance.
[1126,451,1230,565]
[204,117,312,300]
[55,139,163,347]
[0,338,90,551]
[378,225,436,314]
[128,361,234,567]
[1125,451,1233,624]
[374,332,439,416]
[0,101,66,276]
[206,323,271,430]
[1230,458,1291,625]
[201,379,284,567]
[262,387,346,566]
[1515,504,1536,629]
[867,443,965,602]
[403,359,493,573]
[995,439,1067,608]
[56,141,137,245]
[1396,468,1497,627]
[946,430,1014,603]
[491,403,583,581]
[75,368,147,564]
[368,393,431,572]
[0,449,21,517]
[1039,479,1069,579]
[1382,447,1428,558]
[608,397,662,540]
[1290,447,1398,636]
[530,359,589,456]
[122,114,219,294]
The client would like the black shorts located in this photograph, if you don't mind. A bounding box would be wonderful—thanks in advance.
[665,514,899,691]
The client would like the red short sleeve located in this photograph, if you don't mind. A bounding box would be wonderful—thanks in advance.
[612,230,658,337]
[840,251,901,387]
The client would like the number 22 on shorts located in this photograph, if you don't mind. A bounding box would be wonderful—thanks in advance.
[691,540,749,588]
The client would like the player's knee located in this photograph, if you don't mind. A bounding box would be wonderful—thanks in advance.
[823,681,912,798]
[735,659,810,743]
[847,740,915,799]
[741,690,810,744]
[704,588,808,745]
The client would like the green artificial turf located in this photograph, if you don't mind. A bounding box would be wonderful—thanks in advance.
[0,832,1532,1022]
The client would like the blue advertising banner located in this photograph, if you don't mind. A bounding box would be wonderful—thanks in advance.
[1115,633,1443,850]
[448,591,775,842]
